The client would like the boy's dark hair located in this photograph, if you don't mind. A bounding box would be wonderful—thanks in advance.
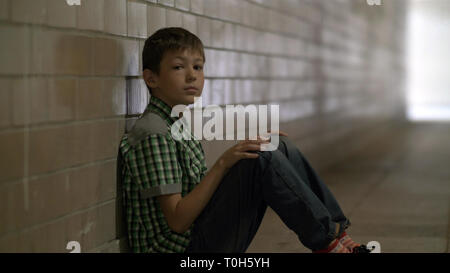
[142,27,206,94]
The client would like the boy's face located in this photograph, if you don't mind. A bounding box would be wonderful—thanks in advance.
[144,48,204,108]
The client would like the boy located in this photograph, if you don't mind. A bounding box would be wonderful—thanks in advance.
[118,27,371,253]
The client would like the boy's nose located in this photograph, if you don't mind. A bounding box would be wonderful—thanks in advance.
[186,71,196,81]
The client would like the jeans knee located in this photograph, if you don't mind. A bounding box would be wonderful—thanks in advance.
[258,149,286,164]
[279,136,301,156]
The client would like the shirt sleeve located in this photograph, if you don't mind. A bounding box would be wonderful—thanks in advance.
[128,134,183,199]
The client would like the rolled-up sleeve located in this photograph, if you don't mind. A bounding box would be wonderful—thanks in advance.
[128,134,182,199]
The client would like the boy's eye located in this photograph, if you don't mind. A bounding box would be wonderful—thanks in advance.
[173,65,203,71]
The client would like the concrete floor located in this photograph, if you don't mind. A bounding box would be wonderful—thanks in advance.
[246,122,450,253]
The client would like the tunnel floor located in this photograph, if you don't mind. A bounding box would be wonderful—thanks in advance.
[247,122,450,253]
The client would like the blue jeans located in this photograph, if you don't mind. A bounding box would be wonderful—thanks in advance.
[185,136,351,252]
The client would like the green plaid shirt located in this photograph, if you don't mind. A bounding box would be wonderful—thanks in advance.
[119,95,207,253]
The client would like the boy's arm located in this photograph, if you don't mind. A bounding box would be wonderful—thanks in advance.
[157,160,227,234]
[158,138,269,234]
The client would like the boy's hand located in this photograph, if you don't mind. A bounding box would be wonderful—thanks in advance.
[216,137,270,172]
[266,130,289,137]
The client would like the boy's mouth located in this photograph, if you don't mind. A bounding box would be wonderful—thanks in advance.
[184,86,198,95]
[184,86,198,91]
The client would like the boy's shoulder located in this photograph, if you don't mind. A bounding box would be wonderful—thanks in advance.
[126,110,170,147]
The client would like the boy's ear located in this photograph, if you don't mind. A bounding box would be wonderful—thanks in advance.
[143,69,158,89]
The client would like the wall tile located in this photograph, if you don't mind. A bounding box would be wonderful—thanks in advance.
[11,0,46,24]
[0,0,8,20]
[48,78,76,122]
[104,0,127,36]
[68,161,116,209]
[190,0,203,15]
[0,79,11,128]
[117,38,139,76]
[240,1,253,26]
[27,172,70,227]
[210,80,225,105]
[29,126,72,175]
[203,0,219,18]
[0,131,25,183]
[199,79,211,105]
[222,79,234,105]
[147,5,166,36]
[166,8,182,27]
[0,232,20,252]
[175,0,190,11]
[234,25,246,52]
[219,0,233,21]
[203,49,215,77]
[216,50,228,78]
[210,20,225,48]
[0,181,26,234]
[82,120,120,162]
[47,0,77,28]
[254,5,268,30]
[56,33,94,75]
[127,1,147,38]
[0,25,30,75]
[103,78,127,117]
[196,16,211,47]
[76,78,104,120]
[182,13,197,35]
[30,28,45,75]
[126,79,149,115]
[29,77,49,124]
[242,28,255,52]
[158,0,174,7]
[226,51,239,78]
[77,0,104,31]
[227,0,241,23]
[223,22,234,50]
[267,9,279,33]
[11,78,31,126]
[94,37,119,76]
[139,39,144,72]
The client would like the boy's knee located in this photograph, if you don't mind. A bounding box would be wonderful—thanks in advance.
[258,149,286,164]
[278,136,300,156]
[280,135,294,149]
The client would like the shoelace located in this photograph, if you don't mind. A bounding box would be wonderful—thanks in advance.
[352,244,373,253]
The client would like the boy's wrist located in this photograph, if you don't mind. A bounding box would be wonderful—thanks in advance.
[213,158,229,173]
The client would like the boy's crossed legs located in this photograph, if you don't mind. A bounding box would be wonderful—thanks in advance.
[185,136,360,253]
